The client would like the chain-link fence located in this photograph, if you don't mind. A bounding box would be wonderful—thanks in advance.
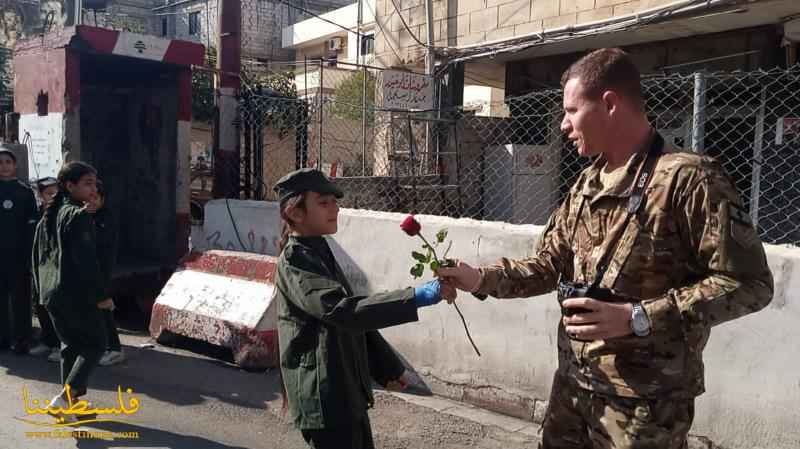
[453,66,800,246]
[240,64,800,246]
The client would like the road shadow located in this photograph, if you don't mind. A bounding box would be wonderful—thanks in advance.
[72,420,252,449]
[0,339,280,411]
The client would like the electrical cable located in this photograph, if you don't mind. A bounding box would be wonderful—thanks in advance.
[387,0,429,48]
[363,0,404,63]
[225,196,248,251]
[269,0,374,41]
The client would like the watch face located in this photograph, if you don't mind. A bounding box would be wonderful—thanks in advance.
[633,316,649,335]
[631,306,650,335]
[633,316,648,333]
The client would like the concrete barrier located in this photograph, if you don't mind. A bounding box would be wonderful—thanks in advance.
[149,250,279,370]
[196,199,800,449]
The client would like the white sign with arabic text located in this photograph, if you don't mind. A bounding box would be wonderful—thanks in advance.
[379,70,434,111]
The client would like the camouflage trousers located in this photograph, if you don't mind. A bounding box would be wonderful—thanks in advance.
[540,374,694,449]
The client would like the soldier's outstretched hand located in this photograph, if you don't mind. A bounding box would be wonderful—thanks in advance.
[435,260,482,293]
[440,282,457,304]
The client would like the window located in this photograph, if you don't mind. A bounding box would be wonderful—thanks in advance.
[161,17,168,37]
[189,11,200,35]
[360,34,374,57]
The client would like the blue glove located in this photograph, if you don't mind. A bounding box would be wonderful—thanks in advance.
[414,280,442,308]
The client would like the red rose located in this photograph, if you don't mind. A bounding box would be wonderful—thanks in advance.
[400,215,421,236]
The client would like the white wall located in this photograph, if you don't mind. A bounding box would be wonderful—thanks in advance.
[282,0,375,49]
[196,199,800,449]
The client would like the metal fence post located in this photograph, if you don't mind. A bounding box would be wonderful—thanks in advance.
[318,61,324,170]
[750,85,766,228]
[362,66,368,176]
[691,71,707,154]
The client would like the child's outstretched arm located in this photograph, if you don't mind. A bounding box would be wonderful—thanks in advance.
[278,246,445,332]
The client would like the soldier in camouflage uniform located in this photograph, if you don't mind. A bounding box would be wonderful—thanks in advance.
[438,48,773,449]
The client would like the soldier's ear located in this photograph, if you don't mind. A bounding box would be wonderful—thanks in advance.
[602,90,619,115]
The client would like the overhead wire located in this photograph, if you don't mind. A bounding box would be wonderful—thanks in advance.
[387,0,429,48]
[363,0,404,63]
[270,0,374,41]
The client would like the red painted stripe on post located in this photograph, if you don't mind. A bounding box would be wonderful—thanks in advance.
[176,212,190,261]
[177,70,192,122]
[65,49,81,113]
[163,40,206,67]
[76,26,119,55]
[181,251,277,284]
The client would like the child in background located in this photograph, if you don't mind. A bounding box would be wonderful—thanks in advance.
[28,177,62,362]
[86,180,124,366]
[0,148,37,355]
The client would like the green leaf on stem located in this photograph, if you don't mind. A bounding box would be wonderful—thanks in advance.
[430,260,441,271]
[412,251,428,263]
[436,229,448,244]
[410,264,425,278]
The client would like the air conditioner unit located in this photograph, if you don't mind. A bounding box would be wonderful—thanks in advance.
[328,37,343,51]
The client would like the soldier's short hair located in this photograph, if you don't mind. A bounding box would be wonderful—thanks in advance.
[561,48,644,110]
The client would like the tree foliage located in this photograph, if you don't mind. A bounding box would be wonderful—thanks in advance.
[191,47,216,123]
[332,70,375,124]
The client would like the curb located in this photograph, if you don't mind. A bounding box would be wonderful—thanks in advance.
[381,390,542,440]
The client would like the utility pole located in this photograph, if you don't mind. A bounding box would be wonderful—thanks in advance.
[75,0,83,25]
[356,0,363,68]
[212,0,242,198]
[358,0,367,175]
[424,0,435,168]
[425,0,435,76]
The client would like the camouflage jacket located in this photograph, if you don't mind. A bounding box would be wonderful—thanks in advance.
[275,235,418,429]
[476,133,774,399]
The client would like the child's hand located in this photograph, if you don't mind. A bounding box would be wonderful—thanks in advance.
[84,193,101,214]
[97,299,114,310]
[413,280,442,308]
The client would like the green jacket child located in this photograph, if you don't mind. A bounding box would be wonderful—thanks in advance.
[0,148,38,351]
[273,168,453,449]
[31,162,111,423]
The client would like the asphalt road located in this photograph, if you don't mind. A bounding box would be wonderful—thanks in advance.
[0,332,537,449]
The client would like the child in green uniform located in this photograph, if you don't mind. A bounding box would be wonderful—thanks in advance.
[29,177,62,362]
[85,180,124,366]
[0,148,38,354]
[31,162,112,422]
[272,168,453,449]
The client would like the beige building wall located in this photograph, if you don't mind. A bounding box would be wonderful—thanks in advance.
[374,0,678,69]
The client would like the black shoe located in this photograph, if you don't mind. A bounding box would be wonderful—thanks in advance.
[11,341,29,355]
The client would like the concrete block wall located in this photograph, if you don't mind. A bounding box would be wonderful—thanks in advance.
[88,0,157,34]
[169,0,218,48]
[373,0,715,69]
[166,0,292,59]
[166,0,353,60]
[195,199,800,449]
